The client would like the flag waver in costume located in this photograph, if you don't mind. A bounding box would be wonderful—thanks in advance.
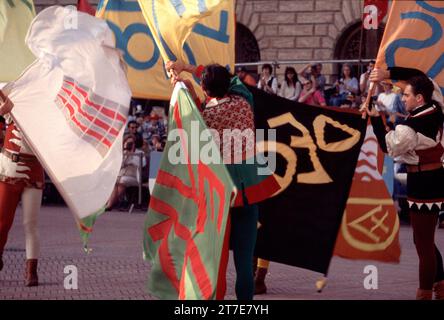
[364,0,444,300]
[5,6,131,245]
[0,0,40,286]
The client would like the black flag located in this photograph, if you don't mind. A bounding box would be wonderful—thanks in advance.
[251,87,367,274]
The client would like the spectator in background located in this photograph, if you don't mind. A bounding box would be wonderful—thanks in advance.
[360,60,381,97]
[257,64,278,95]
[146,114,165,140]
[376,81,407,128]
[314,63,327,93]
[278,67,302,101]
[360,60,374,95]
[236,66,257,87]
[106,134,146,211]
[340,92,358,109]
[149,134,163,152]
[330,63,359,106]
[126,120,142,140]
[299,63,326,93]
[298,78,326,107]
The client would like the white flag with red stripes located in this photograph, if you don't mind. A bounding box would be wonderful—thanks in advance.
[5,6,131,237]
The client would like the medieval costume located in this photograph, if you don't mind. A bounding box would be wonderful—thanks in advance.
[370,67,444,300]
[0,93,44,286]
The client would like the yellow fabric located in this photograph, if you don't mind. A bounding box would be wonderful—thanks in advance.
[137,0,235,100]
[257,258,269,269]
[96,0,168,99]
[96,0,234,100]
[376,0,444,92]
[0,0,36,82]
[138,0,226,62]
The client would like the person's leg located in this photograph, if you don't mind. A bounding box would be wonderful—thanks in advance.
[433,244,444,300]
[410,211,439,298]
[21,187,43,287]
[105,185,119,210]
[116,184,128,209]
[22,188,42,260]
[255,258,269,294]
[435,245,444,282]
[0,182,23,271]
[230,203,258,300]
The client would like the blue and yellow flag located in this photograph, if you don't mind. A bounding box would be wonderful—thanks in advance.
[96,0,168,99]
[0,0,36,82]
[96,0,234,100]
[376,0,444,94]
[137,0,230,63]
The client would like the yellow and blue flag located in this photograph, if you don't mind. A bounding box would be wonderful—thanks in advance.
[96,0,234,100]
[137,0,231,63]
[0,0,36,82]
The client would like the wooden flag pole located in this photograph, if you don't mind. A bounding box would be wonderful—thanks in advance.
[361,81,376,119]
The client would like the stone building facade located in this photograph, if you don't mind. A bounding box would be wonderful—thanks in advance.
[33,0,380,84]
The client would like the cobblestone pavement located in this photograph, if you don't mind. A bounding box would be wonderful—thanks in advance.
[0,206,442,300]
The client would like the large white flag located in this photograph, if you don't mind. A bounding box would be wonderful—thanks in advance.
[5,6,131,241]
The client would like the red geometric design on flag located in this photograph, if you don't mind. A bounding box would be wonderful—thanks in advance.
[147,101,229,299]
[55,76,127,157]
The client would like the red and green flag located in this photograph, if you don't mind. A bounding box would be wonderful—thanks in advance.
[143,82,236,300]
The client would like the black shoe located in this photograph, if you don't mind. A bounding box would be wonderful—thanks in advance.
[118,201,130,211]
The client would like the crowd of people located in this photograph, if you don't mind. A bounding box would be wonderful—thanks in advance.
[238,61,410,125]
[1,59,444,301]
[105,102,168,211]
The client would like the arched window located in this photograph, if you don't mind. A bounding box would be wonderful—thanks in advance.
[334,21,385,78]
[235,23,260,63]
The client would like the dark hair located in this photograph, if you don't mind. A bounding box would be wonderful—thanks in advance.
[201,64,231,98]
[407,75,434,104]
[262,64,273,73]
[128,120,138,128]
[135,134,143,149]
[284,66,298,87]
